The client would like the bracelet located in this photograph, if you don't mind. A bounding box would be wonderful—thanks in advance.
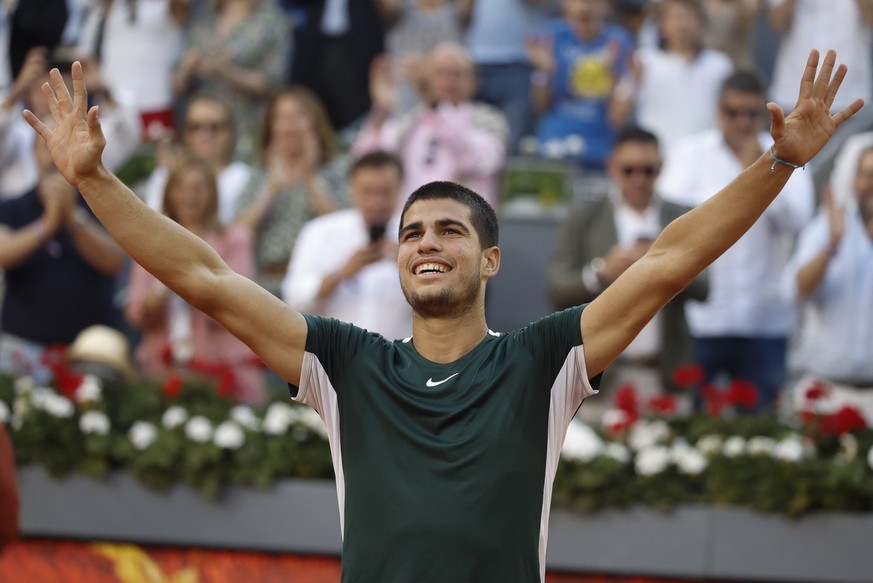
[769,146,805,172]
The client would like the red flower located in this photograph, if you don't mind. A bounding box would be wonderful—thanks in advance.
[162,375,184,398]
[699,383,725,417]
[614,383,639,419]
[160,343,174,366]
[725,379,760,411]
[216,371,238,399]
[671,364,705,390]
[648,394,678,416]
[804,381,830,402]
[40,345,83,397]
[833,406,867,435]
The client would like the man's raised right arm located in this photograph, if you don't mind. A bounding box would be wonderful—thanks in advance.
[24,63,309,385]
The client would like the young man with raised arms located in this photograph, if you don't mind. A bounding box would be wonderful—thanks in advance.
[23,50,862,582]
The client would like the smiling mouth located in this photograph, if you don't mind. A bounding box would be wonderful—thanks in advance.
[414,262,449,275]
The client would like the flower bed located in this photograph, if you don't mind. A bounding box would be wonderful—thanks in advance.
[2,364,873,516]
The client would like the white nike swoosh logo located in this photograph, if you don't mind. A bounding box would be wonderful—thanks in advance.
[426,373,459,387]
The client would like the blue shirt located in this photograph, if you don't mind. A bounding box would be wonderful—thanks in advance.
[0,189,115,344]
[536,21,634,169]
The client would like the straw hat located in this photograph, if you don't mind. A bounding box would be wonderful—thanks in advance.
[67,325,135,382]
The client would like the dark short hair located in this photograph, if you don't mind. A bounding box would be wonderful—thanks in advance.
[614,126,660,151]
[400,181,499,249]
[350,150,404,180]
[719,70,765,100]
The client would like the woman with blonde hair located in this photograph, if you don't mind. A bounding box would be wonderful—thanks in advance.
[125,155,267,404]
[235,86,347,297]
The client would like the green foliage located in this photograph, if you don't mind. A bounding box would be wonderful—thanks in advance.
[3,373,873,516]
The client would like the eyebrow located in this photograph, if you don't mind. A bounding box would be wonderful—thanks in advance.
[399,218,471,238]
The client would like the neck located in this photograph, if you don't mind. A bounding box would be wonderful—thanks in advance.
[410,309,489,364]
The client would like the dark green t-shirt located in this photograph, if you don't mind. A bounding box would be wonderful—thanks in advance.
[293,304,599,583]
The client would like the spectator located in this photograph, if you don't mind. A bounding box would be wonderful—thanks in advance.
[526,0,635,171]
[125,155,267,404]
[0,127,125,384]
[7,0,67,80]
[465,0,551,154]
[782,145,873,424]
[353,42,508,211]
[1,49,141,199]
[143,93,252,226]
[0,425,17,552]
[382,0,471,116]
[658,70,814,412]
[549,127,706,416]
[767,0,873,187]
[173,0,292,161]
[768,0,872,114]
[77,0,191,140]
[628,0,734,153]
[287,0,389,132]
[701,0,760,70]
[235,86,345,297]
[283,151,412,340]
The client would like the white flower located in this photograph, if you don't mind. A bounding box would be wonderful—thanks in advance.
[0,401,9,424]
[722,436,746,457]
[162,406,189,429]
[671,440,707,475]
[601,408,630,432]
[129,421,159,451]
[696,434,724,457]
[542,139,566,159]
[635,445,671,476]
[44,394,74,418]
[74,375,103,403]
[564,134,586,156]
[214,421,245,450]
[13,376,35,395]
[29,387,56,411]
[629,419,671,451]
[185,416,213,443]
[561,421,603,463]
[78,410,110,435]
[263,402,296,435]
[603,442,630,464]
[230,405,260,431]
[747,436,777,456]
[772,435,805,462]
[838,433,859,461]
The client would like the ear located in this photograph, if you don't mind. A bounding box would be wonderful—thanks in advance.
[481,246,500,279]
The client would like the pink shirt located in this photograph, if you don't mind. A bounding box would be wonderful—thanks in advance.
[125,225,266,404]
[352,101,508,212]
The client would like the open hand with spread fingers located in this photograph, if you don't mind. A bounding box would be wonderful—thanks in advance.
[22,61,106,189]
[768,49,865,169]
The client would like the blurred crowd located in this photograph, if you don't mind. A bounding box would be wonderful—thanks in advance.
[1,0,872,427]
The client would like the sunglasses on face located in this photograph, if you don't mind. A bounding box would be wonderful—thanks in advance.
[185,121,229,134]
[619,165,658,177]
[721,106,762,120]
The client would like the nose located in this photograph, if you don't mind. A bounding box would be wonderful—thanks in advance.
[417,228,442,253]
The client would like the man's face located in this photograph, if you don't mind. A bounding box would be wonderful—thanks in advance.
[718,90,765,150]
[607,140,661,210]
[562,0,608,34]
[183,100,234,165]
[349,165,401,229]
[853,150,873,228]
[427,49,475,106]
[397,198,497,318]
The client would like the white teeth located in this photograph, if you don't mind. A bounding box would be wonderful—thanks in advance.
[415,263,447,275]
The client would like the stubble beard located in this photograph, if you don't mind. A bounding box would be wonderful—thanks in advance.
[402,269,482,319]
